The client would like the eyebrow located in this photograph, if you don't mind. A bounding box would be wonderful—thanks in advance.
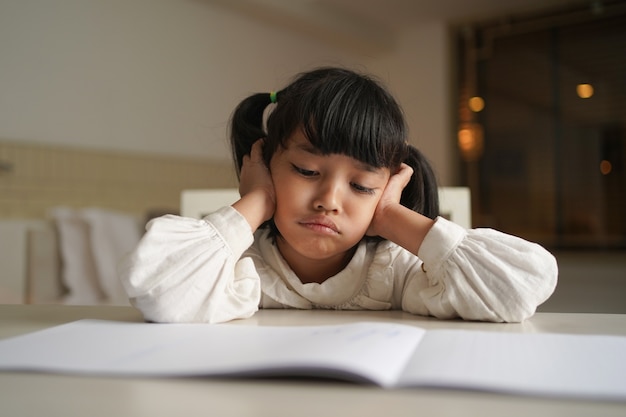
[295,142,322,155]
[293,142,384,174]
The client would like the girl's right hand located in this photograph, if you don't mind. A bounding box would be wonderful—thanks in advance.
[233,139,276,230]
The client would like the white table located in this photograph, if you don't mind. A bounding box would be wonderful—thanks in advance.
[1,304,625,417]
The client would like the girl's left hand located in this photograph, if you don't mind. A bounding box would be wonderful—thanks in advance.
[366,163,413,237]
[233,139,276,231]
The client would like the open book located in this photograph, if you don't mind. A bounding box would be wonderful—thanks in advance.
[0,320,625,401]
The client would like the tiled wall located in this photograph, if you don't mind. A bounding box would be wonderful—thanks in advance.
[0,140,238,220]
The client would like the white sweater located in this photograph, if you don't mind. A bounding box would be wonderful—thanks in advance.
[119,206,558,324]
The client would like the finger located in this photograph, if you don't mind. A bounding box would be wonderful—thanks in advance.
[250,139,265,162]
[390,163,413,188]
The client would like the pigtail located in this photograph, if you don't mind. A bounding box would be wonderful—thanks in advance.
[401,145,440,219]
[229,92,275,178]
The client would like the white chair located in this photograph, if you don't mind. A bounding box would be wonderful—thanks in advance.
[181,187,471,228]
[180,189,241,219]
[438,187,472,228]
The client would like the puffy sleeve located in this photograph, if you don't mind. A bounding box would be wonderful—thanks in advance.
[401,217,558,322]
[118,206,261,323]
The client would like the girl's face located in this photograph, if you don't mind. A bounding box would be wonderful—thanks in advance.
[269,130,390,282]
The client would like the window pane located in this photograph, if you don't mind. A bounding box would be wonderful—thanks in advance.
[458,8,626,249]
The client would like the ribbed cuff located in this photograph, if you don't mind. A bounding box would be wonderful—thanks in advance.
[417,216,467,272]
[204,206,255,257]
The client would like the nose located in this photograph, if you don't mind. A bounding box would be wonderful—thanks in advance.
[313,179,341,212]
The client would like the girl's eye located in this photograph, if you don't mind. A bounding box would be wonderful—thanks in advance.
[351,182,375,195]
[292,164,317,177]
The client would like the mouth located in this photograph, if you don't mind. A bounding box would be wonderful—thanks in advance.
[299,216,339,234]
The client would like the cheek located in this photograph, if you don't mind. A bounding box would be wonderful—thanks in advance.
[348,198,380,225]
[272,176,302,215]
[273,172,292,195]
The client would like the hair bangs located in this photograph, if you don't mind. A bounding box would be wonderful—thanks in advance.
[306,79,406,169]
[269,68,407,170]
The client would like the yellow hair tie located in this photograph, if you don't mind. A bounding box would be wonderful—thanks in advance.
[269,91,277,103]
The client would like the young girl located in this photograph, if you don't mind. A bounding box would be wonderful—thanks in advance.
[120,67,557,324]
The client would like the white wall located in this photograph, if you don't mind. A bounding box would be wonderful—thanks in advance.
[369,23,455,185]
[0,0,455,183]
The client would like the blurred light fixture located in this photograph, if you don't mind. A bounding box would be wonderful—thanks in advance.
[468,96,485,112]
[576,83,594,98]
[600,160,612,175]
[458,122,484,161]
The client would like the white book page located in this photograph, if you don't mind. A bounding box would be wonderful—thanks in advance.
[0,320,425,387]
[398,329,626,400]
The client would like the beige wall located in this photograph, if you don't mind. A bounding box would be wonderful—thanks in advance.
[369,23,456,185]
[0,0,456,213]
[0,140,237,219]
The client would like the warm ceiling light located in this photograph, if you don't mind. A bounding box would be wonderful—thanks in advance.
[468,96,485,112]
[577,84,594,99]
[458,128,475,153]
[600,160,612,175]
[457,122,484,161]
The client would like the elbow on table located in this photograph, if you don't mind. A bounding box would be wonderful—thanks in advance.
[502,247,559,323]
[499,276,559,323]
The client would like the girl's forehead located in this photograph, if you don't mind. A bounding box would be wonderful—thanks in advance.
[283,131,389,176]
[284,131,320,154]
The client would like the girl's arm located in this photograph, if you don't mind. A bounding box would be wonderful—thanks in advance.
[400,218,558,322]
[119,208,261,324]
[370,164,557,322]
[120,140,273,324]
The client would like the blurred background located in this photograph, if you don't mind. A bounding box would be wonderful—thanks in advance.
[1,0,624,312]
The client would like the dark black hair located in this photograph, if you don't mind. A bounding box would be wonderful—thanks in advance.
[230,67,439,225]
